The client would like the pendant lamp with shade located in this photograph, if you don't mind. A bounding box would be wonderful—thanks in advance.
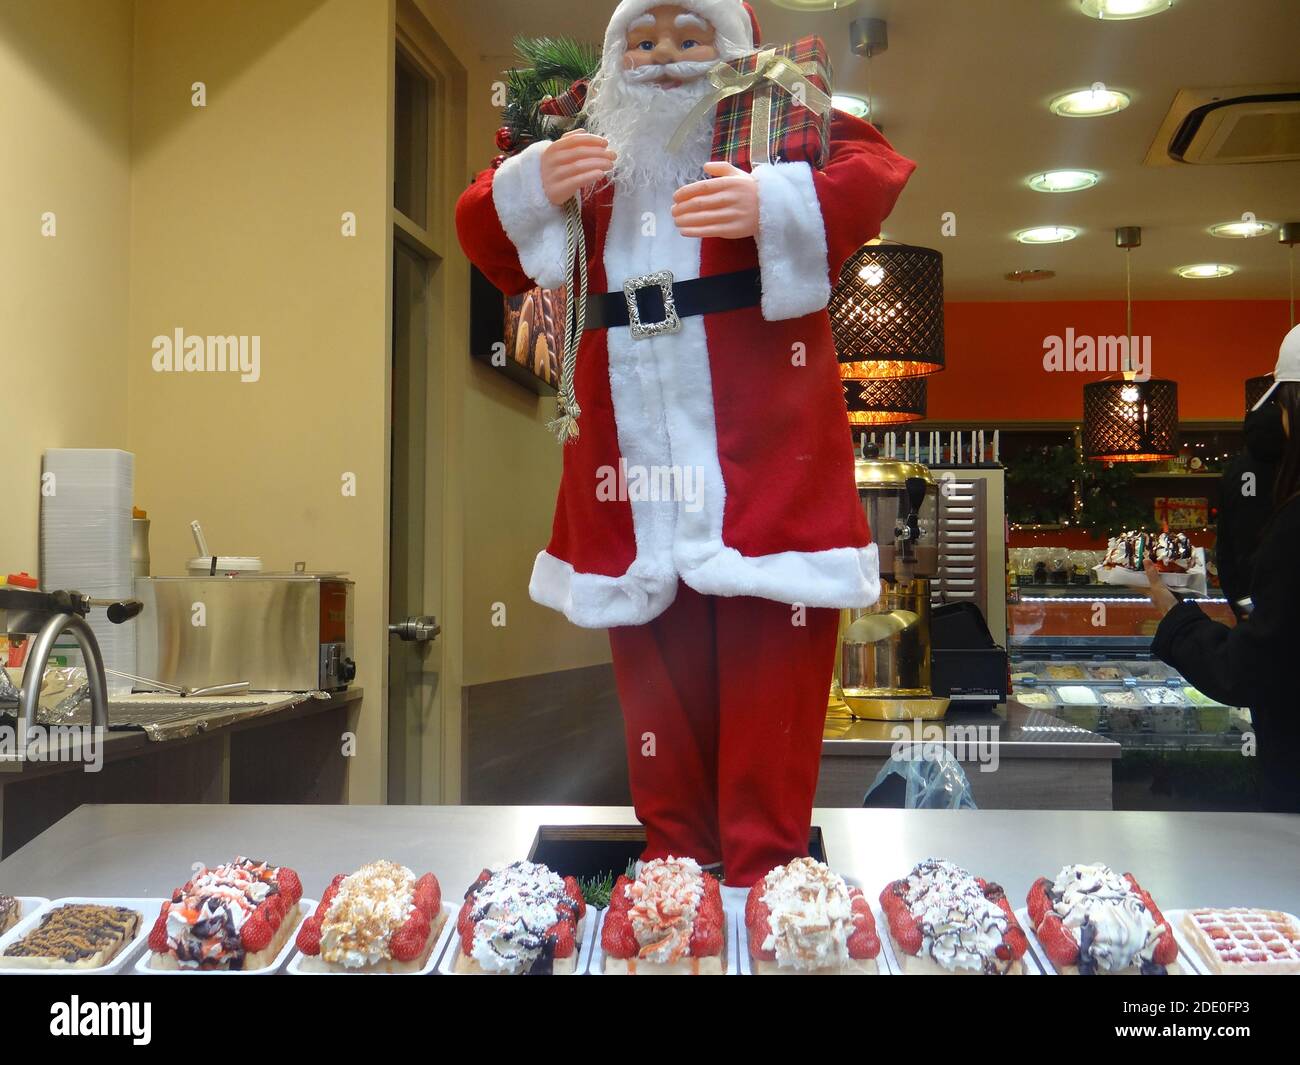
[1082,227,1181,463]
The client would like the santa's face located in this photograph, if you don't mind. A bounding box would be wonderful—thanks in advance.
[622,4,719,88]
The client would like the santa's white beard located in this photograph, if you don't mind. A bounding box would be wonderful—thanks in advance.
[585,68,716,194]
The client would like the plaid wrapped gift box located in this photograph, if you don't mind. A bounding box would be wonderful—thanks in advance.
[706,36,834,171]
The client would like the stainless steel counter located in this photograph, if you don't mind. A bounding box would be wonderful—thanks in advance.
[1,804,1297,914]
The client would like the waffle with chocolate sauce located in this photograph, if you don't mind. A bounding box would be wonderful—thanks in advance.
[0,894,19,935]
[0,903,141,969]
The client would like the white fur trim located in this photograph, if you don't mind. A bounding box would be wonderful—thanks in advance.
[752,161,831,321]
[682,542,880,609]
[602,0,753,74]
[491,140,568,290]
[530,550,678,628]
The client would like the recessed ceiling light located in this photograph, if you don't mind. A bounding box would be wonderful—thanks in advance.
[1210,219,1274,238]
[1028,169,1100,193]
[1177,263,1235,279]
[1080,0,1173,20]
[770,0,858,10]
[833,94,871,119]
[1017,226,1079,244]
[1049,87,1131,117]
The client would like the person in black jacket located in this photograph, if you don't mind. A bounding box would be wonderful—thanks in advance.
[1216,401,1285,619]
[1147,326,1300,812]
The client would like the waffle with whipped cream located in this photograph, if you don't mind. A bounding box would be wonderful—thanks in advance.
[146,857,303,971]
[295,860,444,973]
[746,858,880,974]
[880,858,1027,975]
[1182,908,1300,975]
[601,857,725,975]
[452,860,587,975]
[1027,863,1179,975]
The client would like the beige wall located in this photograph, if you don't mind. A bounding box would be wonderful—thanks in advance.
[410,4,611,686]
[126,0,392,800]
[0,0,134,571]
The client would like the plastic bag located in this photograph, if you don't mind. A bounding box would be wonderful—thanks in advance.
[863,744,978,810]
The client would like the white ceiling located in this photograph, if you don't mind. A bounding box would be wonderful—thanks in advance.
[455,0,1300,300]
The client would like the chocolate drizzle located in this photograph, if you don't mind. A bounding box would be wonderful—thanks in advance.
[2,904,139,963]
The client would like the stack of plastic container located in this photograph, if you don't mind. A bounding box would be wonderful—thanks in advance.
[39,449,135,694]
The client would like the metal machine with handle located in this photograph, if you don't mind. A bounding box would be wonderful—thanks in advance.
[0,586,142,732]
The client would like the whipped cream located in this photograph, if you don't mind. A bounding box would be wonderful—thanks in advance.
[903,858,1009,973]
[164,857,281,968]
[626,857,703,964]
[760,857,852,971]
[469,861,568,974]
[320,860,416,968]
[1050,862,1163,973]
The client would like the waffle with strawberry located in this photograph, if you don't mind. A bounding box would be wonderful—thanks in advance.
[294,861,444,973]
[147,856,304,971]
[451,860,587,975]
[746,857,879,974]
[601,857,725,975]
[1027,863,1179,975]
[880,858,1027,975]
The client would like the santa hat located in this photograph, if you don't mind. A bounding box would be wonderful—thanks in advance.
[601,0,761,68]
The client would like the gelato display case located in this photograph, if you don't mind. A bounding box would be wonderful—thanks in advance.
[1008,584,1247,751]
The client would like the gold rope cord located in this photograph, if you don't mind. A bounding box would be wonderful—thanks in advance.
[548,194,588,444]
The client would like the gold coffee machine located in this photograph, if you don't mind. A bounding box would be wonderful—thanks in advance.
[830,443,950,721]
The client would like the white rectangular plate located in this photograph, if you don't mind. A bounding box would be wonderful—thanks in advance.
[439,909,597,975]
[1016,905,1193,976]
[287,901,454,975]
[0,897,161,974]
[134,898,312,974]
[588,909,737,975]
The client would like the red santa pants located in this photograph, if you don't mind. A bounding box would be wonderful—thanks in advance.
[607,581,839,887]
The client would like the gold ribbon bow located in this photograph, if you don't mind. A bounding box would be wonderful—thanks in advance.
[667,48,833,163]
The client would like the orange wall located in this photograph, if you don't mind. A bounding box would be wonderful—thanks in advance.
[929,300,1289,423]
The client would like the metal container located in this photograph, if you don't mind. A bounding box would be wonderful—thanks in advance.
[854,451,938,578]
[840,578,950,720]
[134,575,355,692]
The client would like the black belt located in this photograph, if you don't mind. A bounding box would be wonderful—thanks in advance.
[584,268,762,338]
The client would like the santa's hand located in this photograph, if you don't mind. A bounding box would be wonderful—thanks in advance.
[671,161,760,239]
[540,130,616,206]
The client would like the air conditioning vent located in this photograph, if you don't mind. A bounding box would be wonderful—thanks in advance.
[1144,85,1300,166]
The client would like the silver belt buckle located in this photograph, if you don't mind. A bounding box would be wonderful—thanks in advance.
[623,270,682,341]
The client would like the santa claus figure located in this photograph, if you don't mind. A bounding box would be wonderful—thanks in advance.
[457,0,914,887]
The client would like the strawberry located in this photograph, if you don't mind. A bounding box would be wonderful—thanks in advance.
[600,910,638,959]
[319,873,346,911]
[241,911,273,954]
[563,876,587,920]
[546,920,576,959]
[689,916,722,958]
[390,921,427,963]
[849,890,870,917]
[148,911,170,953]
[998,923,1029,962]
[609,875,634,913]
[748,910,776,961]
[261,895,283,929]
[466,869,492,898]
[745,882,766,927]
[890,914,923,957]
[697,892,723,925]
[460,919,475,958]
[847,920,880,961]
[1027,877,1054,927]
[702,872,721,899]
[414,873,441,918]
[295,916,322,956]
[1152,926,1179,967]
[457,897,475,938]
[276,868,303,905]
[1035,912,1080,968]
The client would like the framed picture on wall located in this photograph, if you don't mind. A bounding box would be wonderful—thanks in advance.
[469,266,563,395]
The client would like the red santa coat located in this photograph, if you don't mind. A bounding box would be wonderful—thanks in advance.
[456,111,915,628]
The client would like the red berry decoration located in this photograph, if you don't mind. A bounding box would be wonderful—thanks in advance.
[241,912,273,954]
[600,911,638,959]
[148,912,170,953]
[495,126,515,152]
[414,873,441,918]
[296,917,322,956]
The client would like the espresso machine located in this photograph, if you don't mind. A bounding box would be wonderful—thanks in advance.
[830,442,950,721]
